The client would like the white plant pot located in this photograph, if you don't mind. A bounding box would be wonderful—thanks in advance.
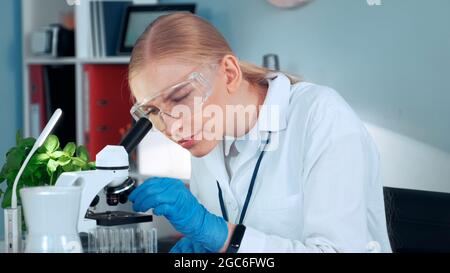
[20,186,82,253]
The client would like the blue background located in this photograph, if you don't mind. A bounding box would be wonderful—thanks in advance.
[0,0,22,240]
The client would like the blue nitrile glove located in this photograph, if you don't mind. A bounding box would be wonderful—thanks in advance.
[129,177,228,252]
[169,237,211,253]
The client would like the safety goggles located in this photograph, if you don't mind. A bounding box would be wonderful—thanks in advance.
[130,64,218,132]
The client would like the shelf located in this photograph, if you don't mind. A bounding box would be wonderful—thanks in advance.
[26,56,131,65]
[79,56,130,64]
[21,0,138,142]
[26,57,78,65]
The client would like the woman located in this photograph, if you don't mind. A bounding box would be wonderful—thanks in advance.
[127,13,391,253]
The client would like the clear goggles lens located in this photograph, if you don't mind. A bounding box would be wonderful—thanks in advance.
[130,70,213,131]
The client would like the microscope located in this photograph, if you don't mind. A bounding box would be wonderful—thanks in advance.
[55,118,153,233]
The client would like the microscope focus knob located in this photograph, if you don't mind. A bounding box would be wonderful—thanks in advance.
[90,195,100,207]
[106,194,120,206]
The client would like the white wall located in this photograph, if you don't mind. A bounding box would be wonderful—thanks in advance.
[137,130,191,180]
[366,123,450,193]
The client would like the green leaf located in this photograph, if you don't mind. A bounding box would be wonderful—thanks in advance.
[57,155,71,166]
[1,187,12,209]
[63,142,76,157]
[82,162,95,171]
[76,146,89,162]
[51,151,66,159]
[47,159,59,174]
[63,164,81,172]
[19,137,36,149]
[0,188,4,198]
[71,157,86,167]
[5,146,15,157]
[31,153,50,164]
[44,135,59,152]
[16,130,22,145]
[53,168,65,185]
[22,163,39,178]
[88,161,96,170]
[37,146,47,154]
[5,147,25,172]
[33,165,49,184]
[0,164,6,182]
[6,172,17,188]
[62,164,74,172]
[15,183,25,206]
[1,163,11,183]
[28,157,40,167]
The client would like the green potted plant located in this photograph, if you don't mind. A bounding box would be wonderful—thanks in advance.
[0,131,95,209]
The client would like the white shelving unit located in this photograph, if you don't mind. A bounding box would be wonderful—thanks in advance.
[21,0,152,144]
[20,0,189,242]
[26,57,78,65]
[25,57,130,65]
[20,0,189,177]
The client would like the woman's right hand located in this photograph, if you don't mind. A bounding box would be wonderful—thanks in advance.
[129,177,229,252]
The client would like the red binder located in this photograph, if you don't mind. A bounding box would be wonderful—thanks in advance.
[29,65,47,131]
[84,65,133,157]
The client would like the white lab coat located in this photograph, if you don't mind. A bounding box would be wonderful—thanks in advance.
[189,73,392,253]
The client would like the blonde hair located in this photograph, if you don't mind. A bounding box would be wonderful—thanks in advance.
[128,13,300,89]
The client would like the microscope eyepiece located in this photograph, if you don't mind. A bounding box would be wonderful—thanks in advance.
[119,118,152,154]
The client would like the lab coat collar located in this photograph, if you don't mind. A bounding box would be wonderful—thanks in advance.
[223,136,236,157]
[223,72,290,156]
[202,73,291,193]
[257,72,289,133]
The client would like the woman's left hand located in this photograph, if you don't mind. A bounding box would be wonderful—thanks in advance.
[129,177,229,252]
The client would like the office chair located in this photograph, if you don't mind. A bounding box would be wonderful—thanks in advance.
[384,187,450,252]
